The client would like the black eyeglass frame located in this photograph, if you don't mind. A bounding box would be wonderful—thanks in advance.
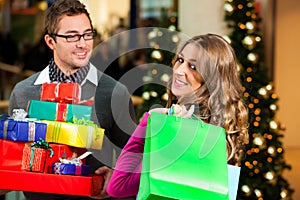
[50,30,96,42]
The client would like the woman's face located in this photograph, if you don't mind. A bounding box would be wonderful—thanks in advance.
[171,43,202,97]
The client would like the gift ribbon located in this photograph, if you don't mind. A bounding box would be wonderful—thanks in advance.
[86,126,94,148]
[3,120,8,139]
[28,122,35,141]
[29,148,35,171]
[75,166,81,175]
[52,122,62,143]
[55,103,68,122]
[78,98,94,106]
[54,82,61,99]
[47,97,74,104]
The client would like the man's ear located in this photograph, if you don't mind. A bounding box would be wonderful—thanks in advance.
[44,34,55,50]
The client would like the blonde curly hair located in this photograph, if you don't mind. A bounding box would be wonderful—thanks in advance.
[167,33,249,166]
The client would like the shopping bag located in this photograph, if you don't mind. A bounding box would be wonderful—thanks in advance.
[228,165,241,200]
[138,112,229,200]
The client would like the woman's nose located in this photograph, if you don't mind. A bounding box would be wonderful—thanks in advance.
[174,62,188,75]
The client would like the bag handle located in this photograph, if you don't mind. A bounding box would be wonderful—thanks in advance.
[191,114,225,159]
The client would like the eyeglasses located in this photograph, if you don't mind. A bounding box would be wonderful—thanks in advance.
[51,31,96,42]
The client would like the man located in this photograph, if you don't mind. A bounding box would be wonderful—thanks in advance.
[8,0,136,199]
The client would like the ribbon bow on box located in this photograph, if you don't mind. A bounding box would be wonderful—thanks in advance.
[30,138,54,157]
[53,152,92,176]
[59,151,92,166]
[21,138,54,172]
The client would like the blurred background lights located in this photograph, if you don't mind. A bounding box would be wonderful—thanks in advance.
[270,120,278,129]
[151,50,163,61]
[258,87,267,96]
[246,21,254,30]
[160,73,170,83]
[265,171,275,180]
[142,91,150,100]
[224,3,234,12]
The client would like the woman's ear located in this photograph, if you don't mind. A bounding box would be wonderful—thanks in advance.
[44,34,55,50]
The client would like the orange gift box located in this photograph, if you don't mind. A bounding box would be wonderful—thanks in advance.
[41,82,80,104]
[21,147,48,172]
[0,170,103,196]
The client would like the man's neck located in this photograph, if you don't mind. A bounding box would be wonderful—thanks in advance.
[61,67,81,76]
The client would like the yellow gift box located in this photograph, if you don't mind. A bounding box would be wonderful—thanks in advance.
[43,120,104,150]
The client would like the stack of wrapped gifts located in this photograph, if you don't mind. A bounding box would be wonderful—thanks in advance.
[0,82,104,196]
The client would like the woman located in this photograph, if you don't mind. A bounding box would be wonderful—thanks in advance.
[103,33,249,198]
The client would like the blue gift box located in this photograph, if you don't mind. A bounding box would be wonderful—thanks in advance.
[52,163,90,176]
[0,119,47,142]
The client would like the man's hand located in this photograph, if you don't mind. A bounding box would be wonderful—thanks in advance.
[0,190,9,195]
[90,166,113,199]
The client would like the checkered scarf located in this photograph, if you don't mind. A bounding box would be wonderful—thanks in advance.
[48,58,90,84]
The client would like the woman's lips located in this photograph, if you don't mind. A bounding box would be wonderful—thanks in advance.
[174,78,187,87]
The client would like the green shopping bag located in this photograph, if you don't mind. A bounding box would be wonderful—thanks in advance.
[137,112,229,200]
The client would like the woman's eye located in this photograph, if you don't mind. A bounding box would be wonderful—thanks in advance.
[177,58,184,63]
[190,65,196,70]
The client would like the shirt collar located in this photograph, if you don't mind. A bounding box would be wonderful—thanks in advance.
[34,63,98,86]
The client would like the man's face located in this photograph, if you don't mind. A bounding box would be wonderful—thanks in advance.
[45,14,94,74]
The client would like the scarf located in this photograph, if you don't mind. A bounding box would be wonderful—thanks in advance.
[48,58,90,84]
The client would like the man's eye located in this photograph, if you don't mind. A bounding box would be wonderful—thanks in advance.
[66,35,78,39]
[177,58,184,63]
[85,32,93,37]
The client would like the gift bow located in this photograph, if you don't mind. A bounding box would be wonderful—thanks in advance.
[59,151,92,166]
[30,138,54,157]
[11,108,38,122]
[72,116,98,128]
[12,109,28,120]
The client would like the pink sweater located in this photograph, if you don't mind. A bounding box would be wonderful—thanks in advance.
[107,112,150,198]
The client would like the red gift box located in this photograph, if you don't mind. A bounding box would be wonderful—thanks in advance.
[0,170,103,196]
[0,139,27,171]
[41,82,80,104]
[0,139,86,172]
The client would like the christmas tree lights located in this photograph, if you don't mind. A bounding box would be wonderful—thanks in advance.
[224,0,293,199]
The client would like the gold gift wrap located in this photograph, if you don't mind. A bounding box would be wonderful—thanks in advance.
[43,120,104,150]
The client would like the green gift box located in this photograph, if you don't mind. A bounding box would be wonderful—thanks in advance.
[138,112,229,200]
[27,100,92,122]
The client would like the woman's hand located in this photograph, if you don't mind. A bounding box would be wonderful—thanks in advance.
[149,107,168,115]
[149,104,194,118]
[170,104,195,118]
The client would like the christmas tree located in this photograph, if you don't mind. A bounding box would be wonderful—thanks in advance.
[136,20,179,119]
[138,0,293,199]
[224,0,293,199]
